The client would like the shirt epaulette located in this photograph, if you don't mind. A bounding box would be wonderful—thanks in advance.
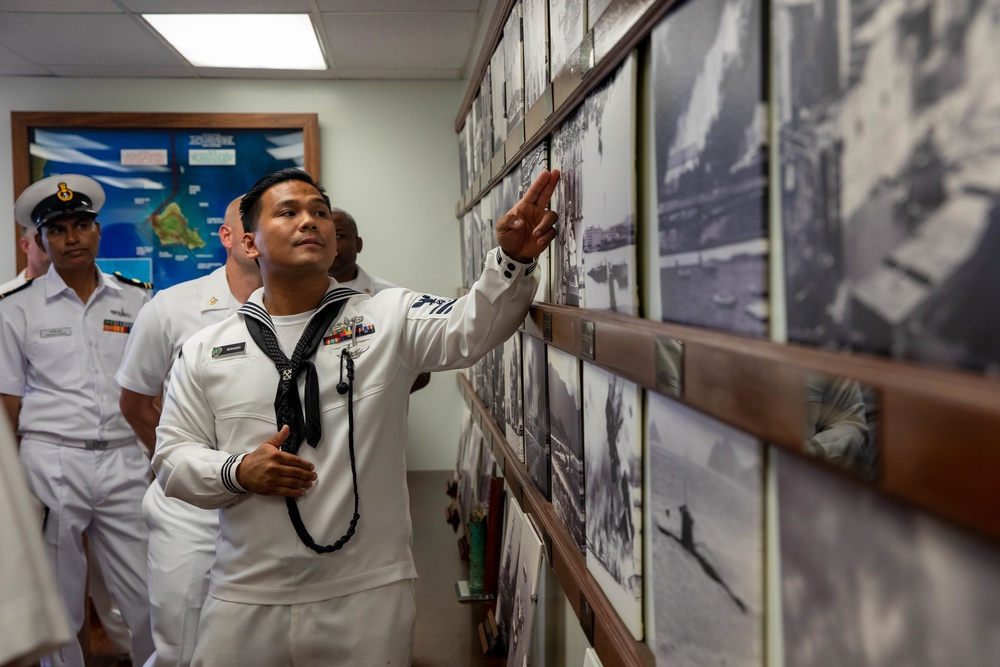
[0,278,34,300]
[113,272,154,290]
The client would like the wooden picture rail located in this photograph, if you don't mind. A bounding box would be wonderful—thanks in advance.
[458,373,656,667]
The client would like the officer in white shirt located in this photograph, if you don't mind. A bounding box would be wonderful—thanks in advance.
[153,167,559,666]
[116,196,262,667]
[327,207,430,392]
[0,225,51,294]
[0,174,155,667]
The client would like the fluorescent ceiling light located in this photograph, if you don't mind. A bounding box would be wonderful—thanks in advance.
[144,14,326,70]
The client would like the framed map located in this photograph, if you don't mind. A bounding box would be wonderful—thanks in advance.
[11,112,319,292]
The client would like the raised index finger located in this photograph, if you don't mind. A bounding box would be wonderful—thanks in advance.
[521,170,560,210]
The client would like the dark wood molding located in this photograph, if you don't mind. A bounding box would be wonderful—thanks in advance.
[458,374,656,667]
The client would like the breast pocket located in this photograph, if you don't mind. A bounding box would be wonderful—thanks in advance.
[203,353,275,418]
[27,337,81,388]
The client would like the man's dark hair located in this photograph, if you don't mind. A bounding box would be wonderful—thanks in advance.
[240,168,331,233]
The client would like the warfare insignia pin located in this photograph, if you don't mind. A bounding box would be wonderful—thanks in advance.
[208,296,218,306]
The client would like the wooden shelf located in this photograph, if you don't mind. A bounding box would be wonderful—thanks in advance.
[458,374,655,667]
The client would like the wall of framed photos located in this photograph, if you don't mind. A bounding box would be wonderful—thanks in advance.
[453,0,1000,665]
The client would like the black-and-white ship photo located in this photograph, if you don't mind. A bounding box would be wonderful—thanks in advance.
[547,347,585,554]
[460,209,476,290]
[520,142,550,302]
[478,72,493,173]
[552,104,586,307]
[775,0,1000,372]
[504,332,526,463]
[523,334,550,498]
[582,54,639,315]
[588,0,613,30]
[777,449,1000,666]
[507,516,545,667]
[522,0,549,110]
[583,361,643,639]
[497,494,524,646]
[504,1,525,132]
[459,419,483,529]
[647,392,762,667]
[491,343,506,431]
[650,0,768,336]
[549,0,585,80]
[490,46,507,153]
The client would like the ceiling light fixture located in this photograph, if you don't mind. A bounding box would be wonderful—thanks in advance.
[144,14,326,70]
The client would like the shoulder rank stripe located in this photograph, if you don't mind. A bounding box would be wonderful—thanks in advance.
[0,278,34,300]
[113,271,153,290]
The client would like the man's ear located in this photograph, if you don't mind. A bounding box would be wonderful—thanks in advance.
[356,236,363,254]
[34,231,46,252]
[242,231,259,260]
[218,224,233,250]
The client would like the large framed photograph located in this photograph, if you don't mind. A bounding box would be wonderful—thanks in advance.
[547,346,585,554]
[11,112,319,292]
[774,0,1000,371]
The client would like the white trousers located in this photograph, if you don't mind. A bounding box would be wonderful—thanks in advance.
[192,579,417,667]
[19,438,155,667]
[142,480,218,667]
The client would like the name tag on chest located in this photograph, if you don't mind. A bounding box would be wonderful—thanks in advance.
[40,327,72,339]
[212,342,247,358]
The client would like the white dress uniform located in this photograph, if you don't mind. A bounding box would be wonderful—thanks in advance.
[0,267,28,294]
[153,247,537,666]
[337,264,397,295]
[115,266,236,667]
[0,264,155,667]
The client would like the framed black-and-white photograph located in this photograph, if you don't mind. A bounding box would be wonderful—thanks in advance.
[648,0,768,336]
[478,72,493,175]
[507,515,545,667]
[490,45,507,153]
[776,449,1000,666]
[492,343,506,431]
[497,493,525,646]
[504,332,526,463]
[523,334,550,499]
[520,141,550,302]
[774,0,1000,371]
[455,407,473,479]
[549,0,585,81]
[588,0,613,30]
[522,0,549,112]
[551,104,586,307]
[460,419,484,530]
[548,346,585,554]
[646,392,763,667]
[583,361,643,639]
[478,436,498,510]
[504,1,525,133]
[582,53,639,315]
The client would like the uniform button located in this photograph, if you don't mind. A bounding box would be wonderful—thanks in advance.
[507,263,516,271]
[504,271,513,279]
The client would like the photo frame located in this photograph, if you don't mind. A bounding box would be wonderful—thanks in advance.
[11,112,320,291]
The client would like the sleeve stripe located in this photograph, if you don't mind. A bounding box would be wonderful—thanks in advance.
[221,454,245,495]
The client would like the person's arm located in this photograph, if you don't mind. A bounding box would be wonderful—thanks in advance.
[1,395,19,450]
[119,388,161,455]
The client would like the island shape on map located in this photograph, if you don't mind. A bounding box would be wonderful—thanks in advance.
[152,202,205,249]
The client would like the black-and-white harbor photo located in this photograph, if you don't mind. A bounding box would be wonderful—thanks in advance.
[552,105,585,307]
[582,54,639,315]
[522,0,549,110]
[497,495,524,646]
[547,347,585,554]
[588,0,613,30]
[459,419,483,528]
[549,0,584,80]
[520,142,551,302]
[650,0,768,336]
[777,449,1000,666]
[583,361,643,639]
[647,392,762,667]
[775,0,1000,372]
[477,74,493,172]
[504,332,525,463]
[523,334,550,498]
[490,48,507,152]
[503,1,525,132]
[507,516,545,667]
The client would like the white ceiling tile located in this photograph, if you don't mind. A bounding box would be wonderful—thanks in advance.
[0,14,182,66]
[45,65,195,77]
[121,0,313,13]
[194,66,337,80]
[321,11,477,70]
[0,0,119,12]
[318,0,481,11]
[0,42,34,65]
[0,63,51,75]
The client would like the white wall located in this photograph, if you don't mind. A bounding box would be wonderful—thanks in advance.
[0,75,466,471]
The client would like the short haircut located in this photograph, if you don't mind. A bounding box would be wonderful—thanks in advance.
[329,207,358,235]
[240,168,331,233]
[21,225,37,239]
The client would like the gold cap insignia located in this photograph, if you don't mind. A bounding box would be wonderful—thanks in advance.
[56,182,74,202]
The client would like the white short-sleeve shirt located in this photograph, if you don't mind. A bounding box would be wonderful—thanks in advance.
[337,265,397,296]
[0,264,151,441]
[116,265,237,396]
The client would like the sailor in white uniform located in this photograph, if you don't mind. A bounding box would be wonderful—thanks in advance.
[153,167,559,666]
[116,196,262,667]
[0,174,155,667]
